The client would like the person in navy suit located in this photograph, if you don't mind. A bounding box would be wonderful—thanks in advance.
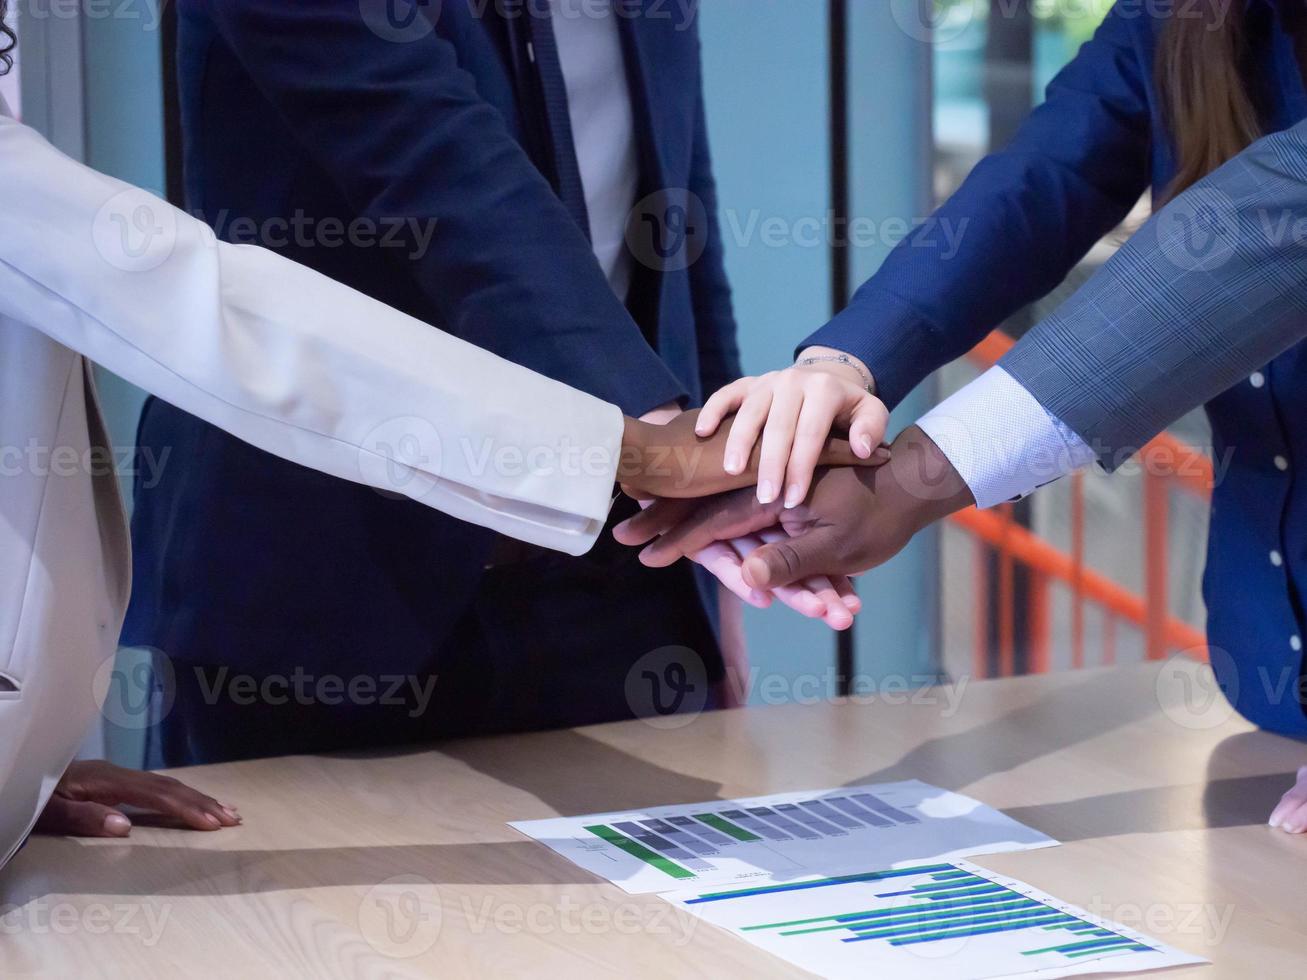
[124,0,750,764]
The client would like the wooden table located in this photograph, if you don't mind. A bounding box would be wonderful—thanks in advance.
[1,659,1304,978]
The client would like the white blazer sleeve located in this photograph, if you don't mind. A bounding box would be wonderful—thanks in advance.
[0,114,623,555]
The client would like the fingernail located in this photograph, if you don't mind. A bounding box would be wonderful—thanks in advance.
[749,590,769,606]
[784,485,804,509]
[859,435,874,457]
[104,813,132,836]
[204,813,222,828]
[1284,821,1305,834]
[757,480,777,504]
[222,804,241,821]
[695,424,709,436]
[725,453,743,475]
[873,446,892,460]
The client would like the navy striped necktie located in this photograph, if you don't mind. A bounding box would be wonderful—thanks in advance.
[525,5,592,240]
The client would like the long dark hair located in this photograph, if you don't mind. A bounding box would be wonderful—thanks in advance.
[1,1,14,75]
[1155,0,1261,205]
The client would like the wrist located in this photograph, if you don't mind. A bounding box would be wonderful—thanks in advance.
[796,346,875,395]
[880,425,975,529]
[619,416,651,479]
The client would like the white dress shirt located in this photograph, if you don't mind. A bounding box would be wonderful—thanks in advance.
[552,0,639,302]
[917,366,1097,509]
[0,102,624,868]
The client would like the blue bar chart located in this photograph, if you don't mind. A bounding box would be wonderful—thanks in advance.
[668,860,1204,979]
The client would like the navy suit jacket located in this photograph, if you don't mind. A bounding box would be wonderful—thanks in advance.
[123,0,739,676]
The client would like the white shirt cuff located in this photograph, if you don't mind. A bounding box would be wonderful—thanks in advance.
[917,366,1096,509]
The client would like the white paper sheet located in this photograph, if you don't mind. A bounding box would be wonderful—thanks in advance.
[510,780,1057,895]
[664,858,1207,980]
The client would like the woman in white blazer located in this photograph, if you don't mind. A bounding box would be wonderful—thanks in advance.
[0,95,624,866]
[0,20,874,863]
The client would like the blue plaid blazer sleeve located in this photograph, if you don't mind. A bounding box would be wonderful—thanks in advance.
[1002,117,1307,470]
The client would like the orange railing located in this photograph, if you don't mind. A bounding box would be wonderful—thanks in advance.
[954,331,1210,676]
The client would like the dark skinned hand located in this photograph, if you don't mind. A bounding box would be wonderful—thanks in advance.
[34,760,241,838]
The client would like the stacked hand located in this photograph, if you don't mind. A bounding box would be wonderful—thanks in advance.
[616,425,974,594]
[619,406,891,629]
[619,352,904,629]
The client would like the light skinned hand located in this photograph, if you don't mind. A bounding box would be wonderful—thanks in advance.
[34,760,241,838]
[695,346,889,509]
[1268,765,1307,834]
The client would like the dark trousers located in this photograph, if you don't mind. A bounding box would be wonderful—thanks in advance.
[144,527,721,768]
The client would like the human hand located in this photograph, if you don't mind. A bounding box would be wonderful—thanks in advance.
[34,760,241,838]
[694,535,860,631]
[619,407,888,500]
[1269,766,1307,834]
[615,426,974,588]
[695,347,889,508]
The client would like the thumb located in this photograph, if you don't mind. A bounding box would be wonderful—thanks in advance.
[741,527,843,591]
[846,396,889,460]
[36,796,133,838]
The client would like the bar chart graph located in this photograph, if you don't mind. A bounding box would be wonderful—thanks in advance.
[511,780,1056,895]
[668,860,1204,979]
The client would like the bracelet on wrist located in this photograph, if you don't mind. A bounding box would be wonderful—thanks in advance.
[794,354,875,395]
